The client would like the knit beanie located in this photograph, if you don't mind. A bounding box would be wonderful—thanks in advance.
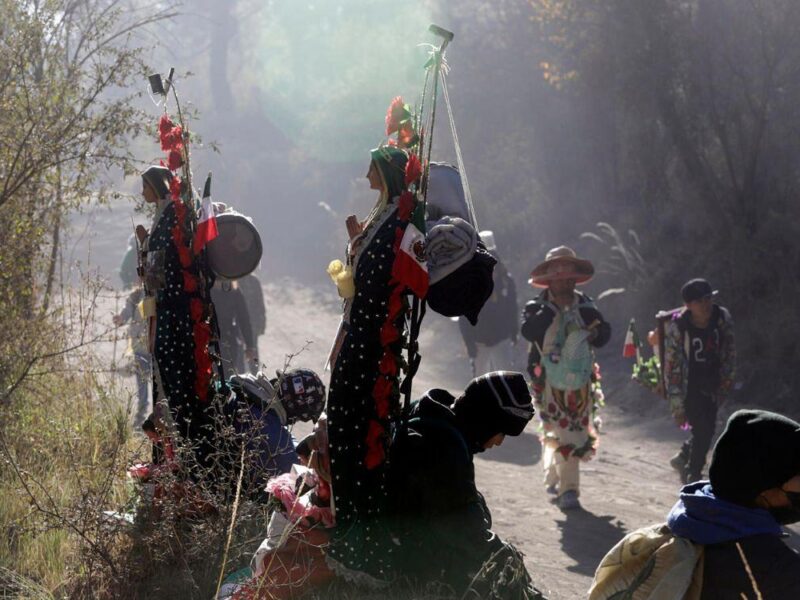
[710,409,800,506]
[452,371,534,450]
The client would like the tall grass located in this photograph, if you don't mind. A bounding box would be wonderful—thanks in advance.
[0,365,138,598]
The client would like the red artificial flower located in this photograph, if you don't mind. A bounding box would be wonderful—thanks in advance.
[385,96,406,135]
[190,298,204,322]
[558,418,569,429]
[169,176,182,201]
[581,416,590,426]
[373,374,393,403]
[405,153,422,186]
[195,353,209,379]
[380,320,400,346]
[172,207,187,234]
[364,420,386,469]
[397,191,415,221]
[183,271,198,293]
[393,226,404,253]
[397,121,417,148]
[373,374,396,419]
[160,126,184,153]
[378,352,398,377]
[167,148,183,171]
[177,243,192,269]
[387,286,405,320]
[159,114,175,136]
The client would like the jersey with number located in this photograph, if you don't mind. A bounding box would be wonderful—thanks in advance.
[686,315,722,394]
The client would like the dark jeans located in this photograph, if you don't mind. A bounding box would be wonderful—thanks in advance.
[679,387,718,481]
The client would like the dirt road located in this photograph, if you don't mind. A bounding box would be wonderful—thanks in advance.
[255,280,800,599]
[104,278,799,599]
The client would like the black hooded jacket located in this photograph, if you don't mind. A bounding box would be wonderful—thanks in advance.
[701,533,800,599]
[388,390,501,591]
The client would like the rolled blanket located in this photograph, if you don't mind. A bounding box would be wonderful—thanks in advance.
[425,216,478,284]
[427,244,496,325]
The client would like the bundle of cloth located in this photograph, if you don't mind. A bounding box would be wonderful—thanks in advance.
[425,216,496,325]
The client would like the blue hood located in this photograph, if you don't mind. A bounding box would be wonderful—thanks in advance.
[667,481,782,545]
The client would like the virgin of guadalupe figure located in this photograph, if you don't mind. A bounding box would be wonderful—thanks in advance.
[139,165,212,469]
[325,146,412,583]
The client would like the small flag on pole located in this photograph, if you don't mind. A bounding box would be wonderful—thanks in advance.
[194,172,218,254]
[622,318,640,360]
[392,201,429,298]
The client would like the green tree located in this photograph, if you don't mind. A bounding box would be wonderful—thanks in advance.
[0,0,174,404]
[531,0,800,405]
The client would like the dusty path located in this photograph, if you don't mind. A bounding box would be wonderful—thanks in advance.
[105,278,800,599]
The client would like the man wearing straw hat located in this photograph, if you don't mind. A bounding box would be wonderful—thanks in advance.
[521,246,611,510]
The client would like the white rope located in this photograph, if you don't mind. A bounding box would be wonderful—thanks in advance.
[735,542,763,600]
[440,70,479,230]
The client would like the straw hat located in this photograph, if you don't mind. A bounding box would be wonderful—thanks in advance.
[529,246,594,288]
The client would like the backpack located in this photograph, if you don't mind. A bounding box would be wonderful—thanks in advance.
[589,523,704,600]
[541,306,594,391]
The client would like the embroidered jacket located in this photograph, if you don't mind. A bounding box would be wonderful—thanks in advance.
[663,304,736,408]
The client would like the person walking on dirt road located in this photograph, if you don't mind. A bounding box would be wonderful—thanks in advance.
[521,246,611,511]
[663,278,736,483]
[458,230,519,376]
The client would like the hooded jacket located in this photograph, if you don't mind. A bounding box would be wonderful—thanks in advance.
[387,390,501,591]
[668,482,800,599]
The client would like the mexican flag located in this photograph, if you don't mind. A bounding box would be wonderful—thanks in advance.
[622,318,640,360]
[193,172,218,254]
[392,201,429,298]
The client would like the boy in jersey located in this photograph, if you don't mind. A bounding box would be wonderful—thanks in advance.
[664,278,736,482]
